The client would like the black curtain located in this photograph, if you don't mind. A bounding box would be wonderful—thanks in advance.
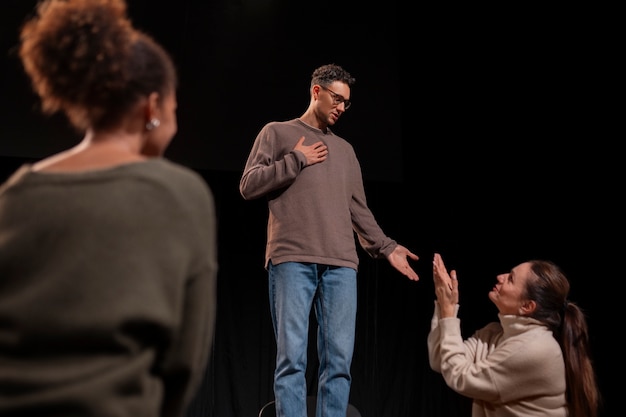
[1,0,616,415]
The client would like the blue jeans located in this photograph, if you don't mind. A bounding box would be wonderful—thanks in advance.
[268,261,357,417]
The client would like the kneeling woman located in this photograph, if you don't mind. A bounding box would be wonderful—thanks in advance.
[427,253,600,417]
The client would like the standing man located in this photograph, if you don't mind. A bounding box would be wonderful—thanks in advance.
[239,63,419,417]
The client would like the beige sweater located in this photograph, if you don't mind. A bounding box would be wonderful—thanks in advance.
[0,159,218,417]
[427,301,567,417]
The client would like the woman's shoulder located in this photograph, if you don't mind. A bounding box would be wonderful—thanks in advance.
[142,159,212,196]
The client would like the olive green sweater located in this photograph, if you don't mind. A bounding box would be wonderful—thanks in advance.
[0,159,217,417]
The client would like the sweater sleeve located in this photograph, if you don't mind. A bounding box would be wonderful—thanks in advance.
[435,320,503,402]
[427,300,460,372]
[349,154,397,259]
[159,170,219,417]
[239,123,306,200]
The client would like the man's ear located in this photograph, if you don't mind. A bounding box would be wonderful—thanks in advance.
[312,85,322,100]
[519,299,537,316]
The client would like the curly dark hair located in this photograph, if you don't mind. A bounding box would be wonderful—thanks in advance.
[19,0,177,131]
[310,63,356,88]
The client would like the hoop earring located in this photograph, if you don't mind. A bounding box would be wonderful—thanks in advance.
[146,118,161,131]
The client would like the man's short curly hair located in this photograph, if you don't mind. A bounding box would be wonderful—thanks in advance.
[311,63,355,88]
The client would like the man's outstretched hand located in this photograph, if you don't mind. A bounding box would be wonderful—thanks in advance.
[387,245,419,281]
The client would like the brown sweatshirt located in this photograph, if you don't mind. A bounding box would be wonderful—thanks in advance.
[240,118,396,270]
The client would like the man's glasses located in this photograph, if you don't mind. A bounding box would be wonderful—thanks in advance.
[320,85,351,110]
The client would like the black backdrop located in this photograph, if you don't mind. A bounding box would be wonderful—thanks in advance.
[0,1,616,416]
